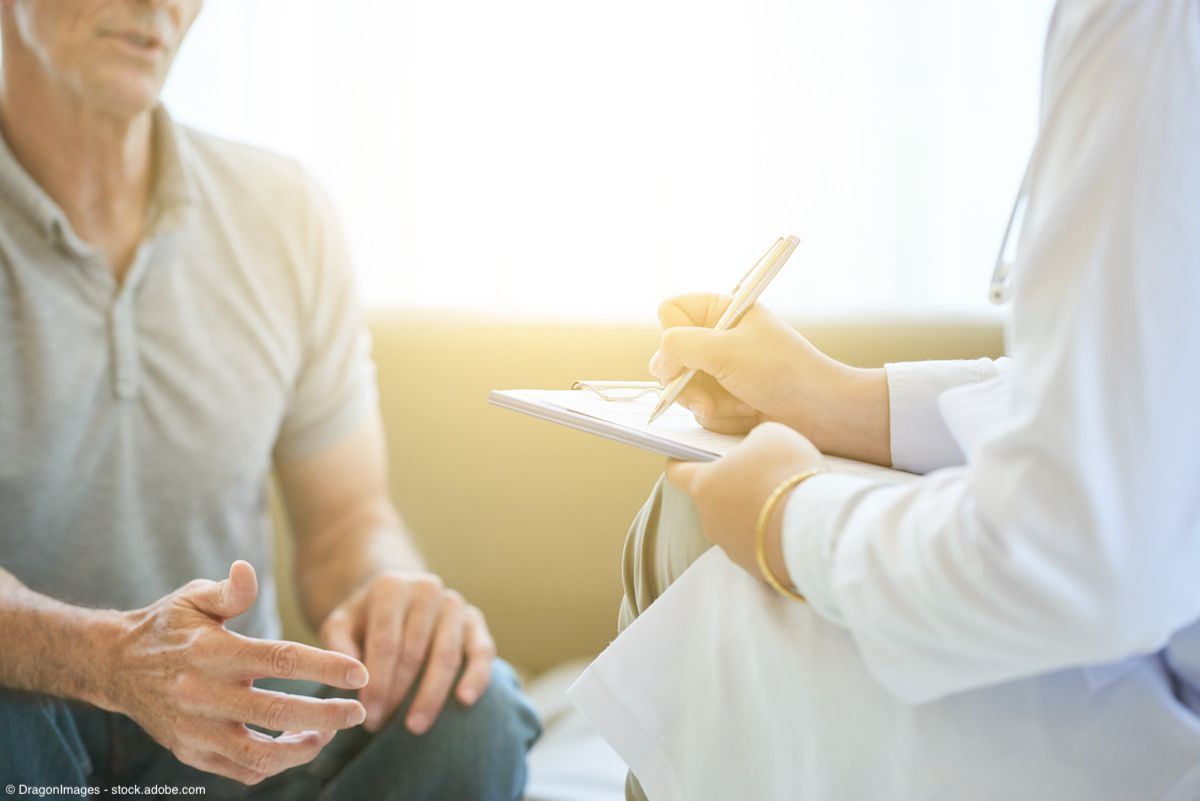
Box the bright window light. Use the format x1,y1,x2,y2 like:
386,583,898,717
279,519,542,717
163,0,1053,320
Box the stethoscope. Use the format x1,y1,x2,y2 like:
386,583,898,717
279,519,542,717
988,155,1033,305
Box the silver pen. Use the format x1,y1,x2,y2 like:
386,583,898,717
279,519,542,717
647,235,801,424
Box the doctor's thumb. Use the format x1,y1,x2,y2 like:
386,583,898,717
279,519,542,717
665,459,703,495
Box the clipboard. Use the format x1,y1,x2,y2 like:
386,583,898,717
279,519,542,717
489,382,898,478
489,381,737,462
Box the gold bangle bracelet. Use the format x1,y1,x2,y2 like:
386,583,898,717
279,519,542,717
755,468,826,602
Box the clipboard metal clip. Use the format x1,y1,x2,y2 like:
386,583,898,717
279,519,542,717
572,380,662,403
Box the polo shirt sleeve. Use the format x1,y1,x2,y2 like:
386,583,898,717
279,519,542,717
273,172,377,462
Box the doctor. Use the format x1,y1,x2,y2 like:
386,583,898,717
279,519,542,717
619,0,1200,798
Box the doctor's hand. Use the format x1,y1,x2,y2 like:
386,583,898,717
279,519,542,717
666,422,826,587
649,293,890,465
317,571,495,736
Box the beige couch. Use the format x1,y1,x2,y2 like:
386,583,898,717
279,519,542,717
274,310,1004,674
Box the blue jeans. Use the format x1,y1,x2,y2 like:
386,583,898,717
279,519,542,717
0,660,539,800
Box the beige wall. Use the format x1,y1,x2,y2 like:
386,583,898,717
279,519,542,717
275,310,1004,673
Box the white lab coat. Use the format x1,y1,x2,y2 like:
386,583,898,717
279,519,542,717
570,0,1200,797
783,0,1200,706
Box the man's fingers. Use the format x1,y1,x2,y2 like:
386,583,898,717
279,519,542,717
183,561,258,621
272,728,337,747
361,580,409,731
403,598,466,735
202,686,365,733
184,749,266,786
210,724,330,779
387,585,443,720
455,607,496,706
318,607,363,661
231,635,369,689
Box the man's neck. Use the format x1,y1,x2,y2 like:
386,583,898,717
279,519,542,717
0,52,154,283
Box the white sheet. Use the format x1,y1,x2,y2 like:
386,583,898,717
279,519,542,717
524,660,628,801
568,549,1200,801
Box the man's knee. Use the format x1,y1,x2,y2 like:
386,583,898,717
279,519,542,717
443,659,541,774
0,693,91,788
404,659,539,800
619,474,712,631
327,660,539,801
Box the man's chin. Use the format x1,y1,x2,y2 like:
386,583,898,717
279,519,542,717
84,72,167,120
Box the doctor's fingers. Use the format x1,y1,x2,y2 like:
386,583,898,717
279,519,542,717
647,373,753,424
657,293,733,329
665,458,706,496
654,327,739,384
675,374,757,419
693,412,761,435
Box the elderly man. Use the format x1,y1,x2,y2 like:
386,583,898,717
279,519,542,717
0,0,538,797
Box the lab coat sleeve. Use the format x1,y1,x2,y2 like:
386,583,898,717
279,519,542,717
885,358,1010,474
782,0,1200,703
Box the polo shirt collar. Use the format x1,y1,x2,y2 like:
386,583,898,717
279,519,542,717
148,104,199,236
0,109,68,243
0,103,199,248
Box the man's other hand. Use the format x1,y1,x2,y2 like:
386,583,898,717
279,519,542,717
108,561,369,785
317,572,495,735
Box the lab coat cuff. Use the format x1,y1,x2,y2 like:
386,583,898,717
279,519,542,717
780,471,878,628
885,360,993,474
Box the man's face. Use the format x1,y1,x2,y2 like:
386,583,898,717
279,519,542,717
3,0,203,117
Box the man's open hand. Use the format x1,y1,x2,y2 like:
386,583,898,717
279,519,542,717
317,572,495,735
108,561,369,786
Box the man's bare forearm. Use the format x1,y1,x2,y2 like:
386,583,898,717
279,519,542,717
294,506,426,631
0,566,122,707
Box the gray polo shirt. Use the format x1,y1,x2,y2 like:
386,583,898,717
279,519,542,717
0,107,376,639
